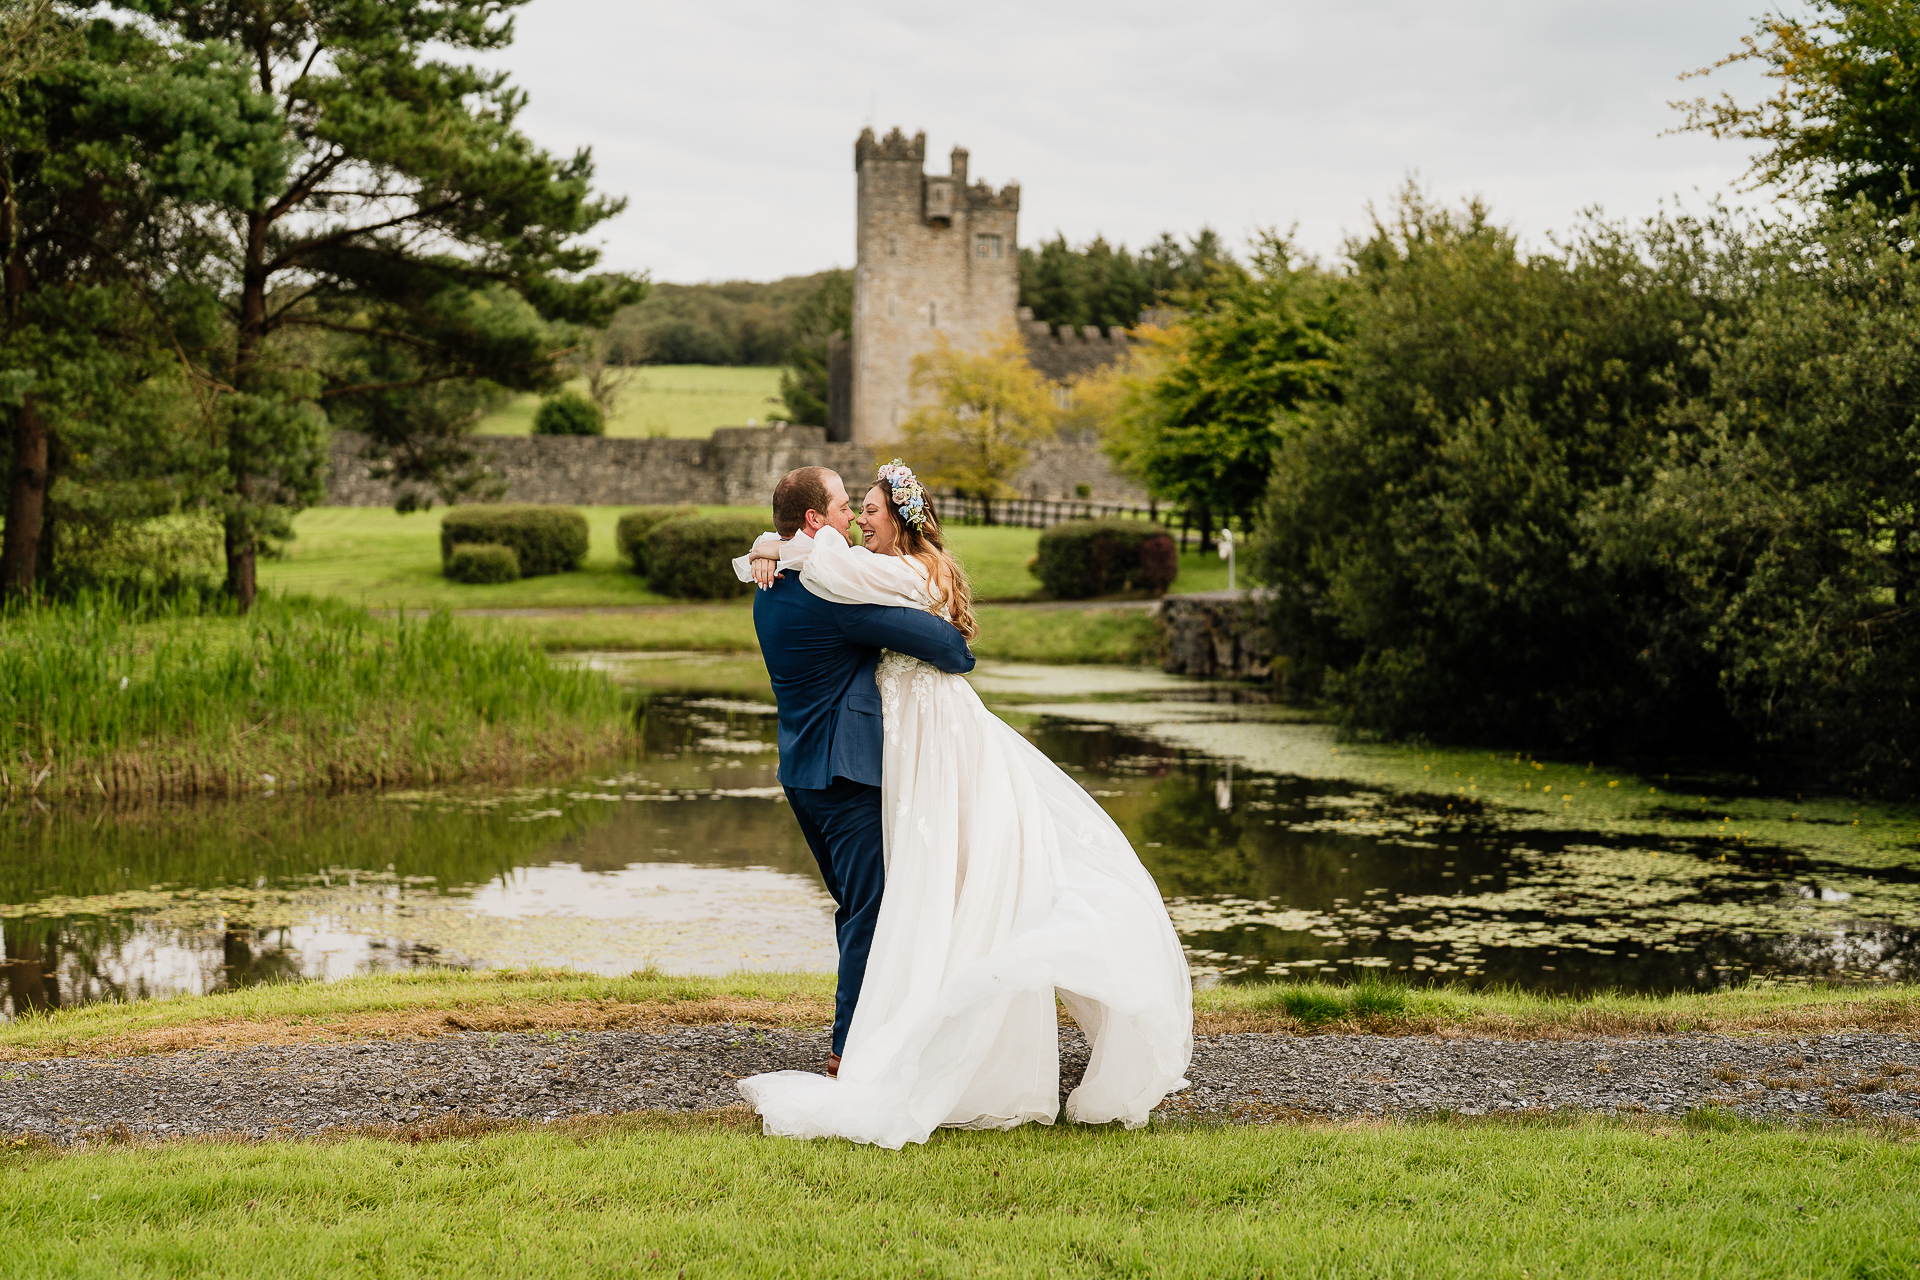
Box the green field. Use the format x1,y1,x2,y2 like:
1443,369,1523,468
261,506,1230,609
260,506,759,609
475,366,786,439
3,1112,1914,1278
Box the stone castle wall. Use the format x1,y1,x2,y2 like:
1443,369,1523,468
1019,309,1139,382
324,426,1146,508
850,129,1020,444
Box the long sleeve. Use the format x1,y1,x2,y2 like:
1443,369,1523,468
731,531,812,583
833,601,975,675
800,526,933,610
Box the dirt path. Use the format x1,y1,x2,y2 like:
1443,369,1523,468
4,1027,1913,1143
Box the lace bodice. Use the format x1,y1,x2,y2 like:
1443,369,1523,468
876,650,940,739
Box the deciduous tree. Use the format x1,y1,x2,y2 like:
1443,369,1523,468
1592,205,1920,776
1249,192,1736,749
1674,0,1920,207
1104,233,1345,548
899,329,1056,507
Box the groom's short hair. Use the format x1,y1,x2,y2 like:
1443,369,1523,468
773,466,835,538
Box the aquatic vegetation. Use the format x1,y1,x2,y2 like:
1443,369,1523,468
1020,700,1920,987
0,593,630,798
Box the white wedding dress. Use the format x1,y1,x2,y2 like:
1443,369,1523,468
734,527,1193,1148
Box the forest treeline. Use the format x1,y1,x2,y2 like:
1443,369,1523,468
1095,0,1920,781
603,274,839,367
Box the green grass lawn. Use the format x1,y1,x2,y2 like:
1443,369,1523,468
475,366,786,439
8,970,1914,1061
263,506,1227,610
260,506,770,609
4,1112,1915,1278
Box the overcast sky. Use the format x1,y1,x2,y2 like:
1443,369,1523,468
473,0,1792,283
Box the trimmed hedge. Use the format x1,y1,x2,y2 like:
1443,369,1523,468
445,542,521,584
533,390,604,436
647,515,768,600
1031,518,1179,599
439,506,588,577
615,505,701,578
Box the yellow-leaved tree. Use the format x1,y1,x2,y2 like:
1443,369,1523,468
899,328,1057,506
1055,321,1175,443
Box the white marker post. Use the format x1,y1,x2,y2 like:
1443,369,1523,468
1218,526,1235,592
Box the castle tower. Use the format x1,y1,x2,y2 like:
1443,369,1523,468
848,128,1020,445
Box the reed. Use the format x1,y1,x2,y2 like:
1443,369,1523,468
0,591,630,799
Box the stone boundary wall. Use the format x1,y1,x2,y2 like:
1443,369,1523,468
324,426,1145,508
1159,589,1277,680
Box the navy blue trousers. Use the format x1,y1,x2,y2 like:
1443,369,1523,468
784,777,886,1056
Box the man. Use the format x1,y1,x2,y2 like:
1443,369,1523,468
752,466,975,1076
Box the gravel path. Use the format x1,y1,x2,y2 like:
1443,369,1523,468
3,1027,1915,1143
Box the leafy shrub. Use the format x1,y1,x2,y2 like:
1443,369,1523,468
1031,518,1178,599
615,505,701,578
439,506,588,577
445,542,520,584
533,390,605,436
646,515,768,599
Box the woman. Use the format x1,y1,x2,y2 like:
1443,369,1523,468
732,461,1192,1149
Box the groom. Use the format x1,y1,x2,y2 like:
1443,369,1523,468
753,466,975,1075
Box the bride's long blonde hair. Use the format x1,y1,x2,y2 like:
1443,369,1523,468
872,477,976,641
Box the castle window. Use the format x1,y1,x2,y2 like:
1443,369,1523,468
888,234,898,257
975,234,1002,259
929,302,937,327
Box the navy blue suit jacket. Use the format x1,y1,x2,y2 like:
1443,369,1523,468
753,572,976,790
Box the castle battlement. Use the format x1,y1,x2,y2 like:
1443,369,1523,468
1018,308,1140,382
855,126,926,165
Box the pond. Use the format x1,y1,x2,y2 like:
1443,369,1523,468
4,657,1918,1018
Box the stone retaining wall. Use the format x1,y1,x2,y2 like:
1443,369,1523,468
1159,589,1276,680
324,427,1144,508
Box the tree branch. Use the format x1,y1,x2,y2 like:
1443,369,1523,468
264,195,472,273
265,151,348,223
281,314,440,350
285,39,323,114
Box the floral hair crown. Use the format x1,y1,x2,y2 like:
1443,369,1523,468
876,459,929,530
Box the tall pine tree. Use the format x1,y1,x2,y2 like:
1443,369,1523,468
1,5,286,595
116,0,642,608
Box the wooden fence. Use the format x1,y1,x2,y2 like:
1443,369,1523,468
938,491,1250,554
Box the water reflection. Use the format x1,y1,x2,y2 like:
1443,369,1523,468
4,671,1918,1018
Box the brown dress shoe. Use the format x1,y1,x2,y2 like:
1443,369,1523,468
826,1053,841,1078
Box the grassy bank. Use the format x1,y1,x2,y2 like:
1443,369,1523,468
8,970,1918,1061
0,595,629,800
2,1111,1915,1277
475,604,1162,666
264,505,1230,609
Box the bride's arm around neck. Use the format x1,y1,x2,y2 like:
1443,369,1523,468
801,525,936,610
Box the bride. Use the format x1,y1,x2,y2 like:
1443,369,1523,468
731,460,1192,1149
